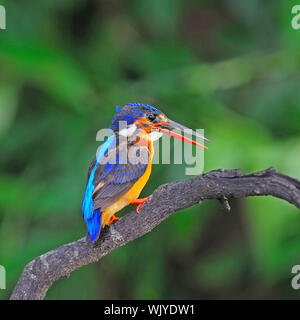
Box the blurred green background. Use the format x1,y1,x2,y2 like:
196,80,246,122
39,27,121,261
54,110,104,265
1,0,300,300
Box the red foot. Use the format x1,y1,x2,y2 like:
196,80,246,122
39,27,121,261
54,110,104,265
108,215,119,226
131,197,149,213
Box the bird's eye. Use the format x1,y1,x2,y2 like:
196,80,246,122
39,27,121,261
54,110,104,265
148,113,156,122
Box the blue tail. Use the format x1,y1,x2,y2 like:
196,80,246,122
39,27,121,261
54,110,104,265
86,209,102,242
83,135,116,242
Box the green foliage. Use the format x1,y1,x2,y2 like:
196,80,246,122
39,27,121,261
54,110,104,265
0,0,300,299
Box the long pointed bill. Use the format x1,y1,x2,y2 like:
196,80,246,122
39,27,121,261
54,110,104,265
160,128,208,149
154,119,210,150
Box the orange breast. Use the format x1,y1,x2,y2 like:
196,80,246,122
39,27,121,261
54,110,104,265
101,138,154,227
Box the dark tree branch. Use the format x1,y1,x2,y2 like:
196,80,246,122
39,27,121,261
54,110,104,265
10,167,300,300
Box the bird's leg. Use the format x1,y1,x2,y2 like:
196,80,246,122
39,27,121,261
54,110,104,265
131,197,149,213
108,215,119,226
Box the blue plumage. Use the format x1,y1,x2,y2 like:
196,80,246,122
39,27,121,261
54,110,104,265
110,103,159,131
82,134,116,242
127,103,159,113
82,102,208,243
82,103,159,242
87,209,101,242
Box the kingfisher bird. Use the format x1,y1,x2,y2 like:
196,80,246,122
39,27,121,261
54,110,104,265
82,103,209,242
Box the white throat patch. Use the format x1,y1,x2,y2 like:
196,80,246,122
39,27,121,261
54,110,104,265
119,124,137,137
149,131,163,141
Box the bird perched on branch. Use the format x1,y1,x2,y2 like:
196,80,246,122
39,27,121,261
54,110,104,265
82,103,209,242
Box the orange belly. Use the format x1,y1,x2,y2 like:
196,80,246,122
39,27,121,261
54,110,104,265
101,141,153,227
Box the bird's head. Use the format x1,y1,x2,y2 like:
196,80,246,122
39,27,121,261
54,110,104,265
110,103,209,149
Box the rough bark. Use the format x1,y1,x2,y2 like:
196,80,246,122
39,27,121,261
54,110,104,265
10,167,300,300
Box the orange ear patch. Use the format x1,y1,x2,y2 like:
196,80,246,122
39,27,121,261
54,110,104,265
134,118,152,133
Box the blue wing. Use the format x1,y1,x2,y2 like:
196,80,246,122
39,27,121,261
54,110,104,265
92,158,148,210
82,134,149,242
82,134,116,242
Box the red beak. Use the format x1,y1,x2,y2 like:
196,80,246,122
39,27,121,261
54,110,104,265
153,119,210,150
159,128,208,149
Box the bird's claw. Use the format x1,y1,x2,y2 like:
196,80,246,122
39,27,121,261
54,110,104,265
131,197,149,213
108,215,119,226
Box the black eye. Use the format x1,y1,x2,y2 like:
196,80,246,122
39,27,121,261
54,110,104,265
148,113,156,122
